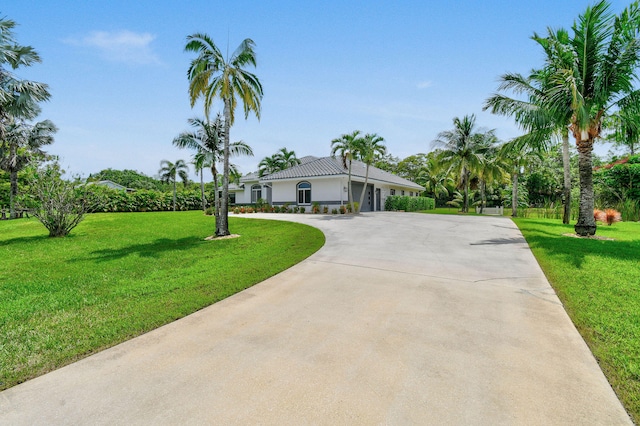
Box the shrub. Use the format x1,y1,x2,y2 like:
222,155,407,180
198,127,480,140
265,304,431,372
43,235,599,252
273,206,281,213
293,206,299,213
604,209,622,225
247,207,254,213
385,196,435,212
353,202,359,213
339,205,346,214
19,163,89,237
323,206,328,214
346,203,352,213
594,209,606,222
332,208,338,214
299,206,305,213
205,207,215,215
312,201,320,214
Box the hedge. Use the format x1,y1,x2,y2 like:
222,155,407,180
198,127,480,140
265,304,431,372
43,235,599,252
385,195,435,212
84,186,206,212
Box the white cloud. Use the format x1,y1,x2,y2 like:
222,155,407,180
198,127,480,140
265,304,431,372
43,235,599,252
417,80,433,89
64,30,160,65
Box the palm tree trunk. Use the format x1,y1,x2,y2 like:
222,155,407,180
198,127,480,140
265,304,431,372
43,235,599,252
200,169,205,211
172,180,177,211
480,180,486,214
211,165,219,227
217,99,231,236
347,159,353,207
358,165,370,213
575,138,597,236
462,169,469,213
9,169,18,219
511,171,518,217
562,129,571,224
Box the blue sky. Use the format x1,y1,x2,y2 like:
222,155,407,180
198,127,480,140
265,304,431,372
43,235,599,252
4,0,629,180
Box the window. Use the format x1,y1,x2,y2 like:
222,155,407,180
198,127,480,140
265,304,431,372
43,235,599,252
297,181,311,204
410,191,413,196
251,184,262,203
401,190,405,196
390,189,396,196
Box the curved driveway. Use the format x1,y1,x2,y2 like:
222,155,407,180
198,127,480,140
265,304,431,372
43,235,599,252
0,212,631,424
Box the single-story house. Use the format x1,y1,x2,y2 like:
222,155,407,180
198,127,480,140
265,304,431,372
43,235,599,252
231,156,424,212
85,180,135,192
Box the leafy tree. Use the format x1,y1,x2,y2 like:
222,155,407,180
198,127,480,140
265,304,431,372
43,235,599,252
0,119,56,218
373,153,400,173
536,1,640,236
158,159,189,211
396,154,428,182
186,34,263,236
331,130,363,207
173,115,253,219
432,115,496,213
19,162,89,237
356,133,386,212
604,105,640,156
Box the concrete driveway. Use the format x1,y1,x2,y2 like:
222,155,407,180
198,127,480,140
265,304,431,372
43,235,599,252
0,212,631,425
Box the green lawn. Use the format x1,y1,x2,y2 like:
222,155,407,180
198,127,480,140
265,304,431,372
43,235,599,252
513,218,640,423
0,211,325,390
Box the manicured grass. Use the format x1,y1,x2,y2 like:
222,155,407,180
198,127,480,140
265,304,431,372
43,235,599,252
512,217,640,423
0,212,324,390
419,207,483,216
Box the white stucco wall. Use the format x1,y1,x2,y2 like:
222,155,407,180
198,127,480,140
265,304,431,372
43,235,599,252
271,177,346,208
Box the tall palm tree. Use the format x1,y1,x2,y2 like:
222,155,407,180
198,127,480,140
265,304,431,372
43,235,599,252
540,1,640,235
173,115,253,219
0,118,56,218
331,130,363,207
0,17,50,140
158,159,189,211
356,133,386,212
484,24,578,224
186,34,262,236
432,115,494,213
192,152,209,211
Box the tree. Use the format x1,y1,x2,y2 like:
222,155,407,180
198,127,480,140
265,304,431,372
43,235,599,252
356,133,386,212
418,153,452,201
0,119,56,218
331,130,363,207
19,162,89,237
605,105,640,156
539,1,640,236
186,34,262,236
396,154,429,182
0,17,50,141
432,115,495,213
258,147,300,177
484,27,575,224
173,115,253,219
158,159,189,211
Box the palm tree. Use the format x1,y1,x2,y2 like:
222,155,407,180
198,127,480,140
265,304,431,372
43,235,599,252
605,105,640,156
539,1,640,235
484,26,576,224
158,159,189,211
173,115,253,219
276,147,301,168
331,130,363,207
356,133,386,212
0,17,50,140
192,153,209,211
417,153,452,202
432,115,494,213
258,154,282,177
258,147,300,177
186,34,262,237
0,119,56,218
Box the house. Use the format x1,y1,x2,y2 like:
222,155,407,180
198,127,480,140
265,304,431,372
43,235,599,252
231,156,424,212
85,180,135,192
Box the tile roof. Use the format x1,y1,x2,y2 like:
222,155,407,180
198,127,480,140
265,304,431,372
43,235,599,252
261,156,423,190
